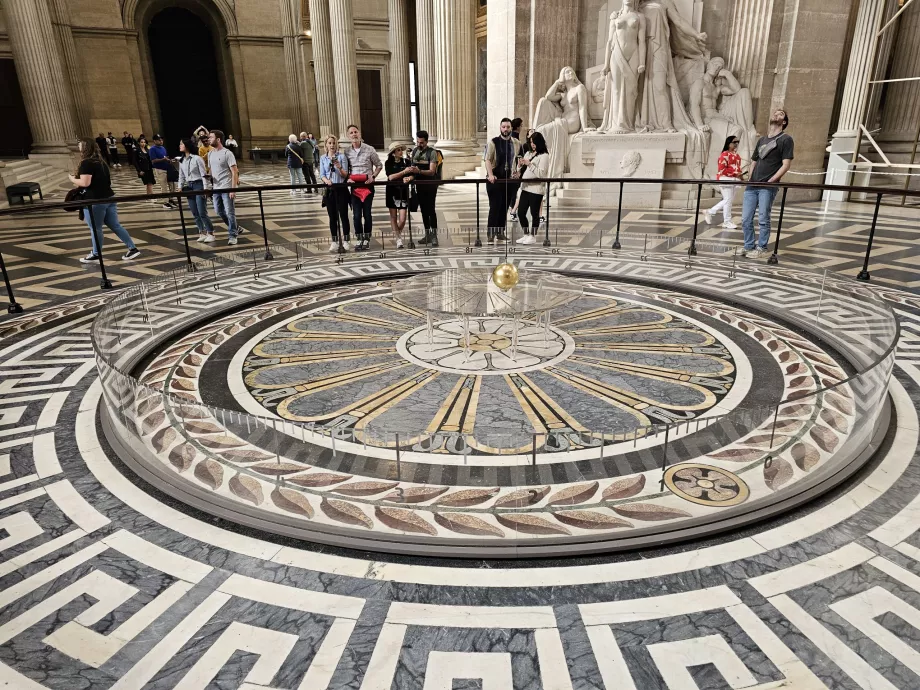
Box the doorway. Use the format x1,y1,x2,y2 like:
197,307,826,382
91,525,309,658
0,59,32,158
357,70,385,148
147,7,226,151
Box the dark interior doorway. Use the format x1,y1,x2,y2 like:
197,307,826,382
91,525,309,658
0,59,32,158
357,70,385,149
148,7,225,153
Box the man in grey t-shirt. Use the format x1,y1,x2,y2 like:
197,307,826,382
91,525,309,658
207,130,241,244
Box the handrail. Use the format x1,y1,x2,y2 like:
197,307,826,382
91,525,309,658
0,174,918,217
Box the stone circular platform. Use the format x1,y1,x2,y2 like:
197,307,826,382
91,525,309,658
94,248,897,556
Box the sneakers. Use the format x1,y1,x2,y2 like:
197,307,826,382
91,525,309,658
539,216,546,225
196,233,205,242
122,248,141,261
509,211,518,222
396,238,404,249
431,236,439,248
202,234,215,244
236,227,246,236
704,210,714,225
522,234,537,245
743,247,765,259
418,234,433,246
161,203,172,209
328,241,339,252
495,232,509,241
723,221,737,229
342,240,351,251
228,237,238,245
79,254,100,263
515,234,528,244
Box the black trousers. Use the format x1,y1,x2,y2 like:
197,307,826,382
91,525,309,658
351,187,375,240
303,164,317,190
418,186,438,233
108,149,120,165
326,187,351,241
486,179,514,238
518,190,543,233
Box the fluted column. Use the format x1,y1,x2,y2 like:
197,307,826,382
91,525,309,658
308,0,339,137
48,0,87,137
834,0,885,138
387,0,411,143
432,0,478,176
880,0,920,142
4,0,72,155
328,0,360,139
280,0,309,133
415,0,437,137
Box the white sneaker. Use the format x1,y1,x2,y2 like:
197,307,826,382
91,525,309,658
342,241,351,251
723,221,737,229
396,238,404,249
328,241,339,252
202,234,215,244
523,235,537,245
290,190,297,197
515,234,528,244
746,248,763,259
196,233,206,242
228,237,238,245
704,210,713,225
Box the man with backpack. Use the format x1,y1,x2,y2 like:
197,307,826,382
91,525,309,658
408,130,441,246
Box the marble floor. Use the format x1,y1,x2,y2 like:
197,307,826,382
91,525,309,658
0,168,919,688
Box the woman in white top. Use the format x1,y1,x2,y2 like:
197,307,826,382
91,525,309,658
178,138,216,243
515,131,549,245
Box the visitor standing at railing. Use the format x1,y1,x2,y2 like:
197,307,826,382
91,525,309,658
516,131,549,245
207,130,241,245
705,136,742,229
320,134,352,252
178,138,216,244
285,134,307,196
385,142,413,249
485,117,522,243
69,138,140,264
409,130,440,247
299,132,318,193
741,109,793,259
345,125,383,252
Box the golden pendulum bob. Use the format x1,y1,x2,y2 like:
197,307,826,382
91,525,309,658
492,262,519,290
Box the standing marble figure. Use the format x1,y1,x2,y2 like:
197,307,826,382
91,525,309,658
600,0,646,134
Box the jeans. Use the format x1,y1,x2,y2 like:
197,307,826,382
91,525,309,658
741,185,779,250
326,186,351,241
212,192,238,238
417,186,438,233
351,187,375,240
288,167,306,187
486,179,514,238
84,202,135,255
185,180,214,234
518,190,543,233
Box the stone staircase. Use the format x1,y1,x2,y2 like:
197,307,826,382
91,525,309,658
0,158,73,206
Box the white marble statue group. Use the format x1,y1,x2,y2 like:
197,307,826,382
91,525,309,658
531,0,758,181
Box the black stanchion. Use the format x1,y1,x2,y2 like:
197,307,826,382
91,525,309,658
407,196,415,250
543,180,551,247
767,186,788,265
857,192,883,281
257,190,273,260
88,203,113,290
177,191,193,269
475,181,482,247
613,181,623,249
0,251,23,314
689,182,702,256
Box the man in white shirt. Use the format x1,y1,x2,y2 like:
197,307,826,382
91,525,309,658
344,124,382,251
207,130,242,245
105,133,121,167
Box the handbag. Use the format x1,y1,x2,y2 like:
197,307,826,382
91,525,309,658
64,186,85,213
321,187,329,208
409,186,420,212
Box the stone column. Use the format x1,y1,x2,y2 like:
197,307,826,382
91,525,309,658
328,0,361,139
825,0,886,194
415,0,437,137
3,0,72,160
387,0,412,143
308,0,339,137
433,0,479,177
880,0,920,143
771,0,852,199
48,0,87,137
280,0,309,133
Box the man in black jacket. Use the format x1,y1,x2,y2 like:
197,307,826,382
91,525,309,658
484,118,522,243
121,132,137,168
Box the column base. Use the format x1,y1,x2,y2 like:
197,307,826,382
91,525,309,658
436,140,481,179
28,151,77,173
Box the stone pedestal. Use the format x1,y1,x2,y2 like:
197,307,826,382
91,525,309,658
591,148,667,209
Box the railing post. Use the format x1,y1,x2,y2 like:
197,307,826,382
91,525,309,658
475,181,482,247
257,189,273,260
0,251,23,314
658,424,671,490
88,202,114,290
689,182,701,256
857,192,883,281
613,181,623,249
767,186,788,265
177,190,193,269
407,195,415,249
543,180,551,247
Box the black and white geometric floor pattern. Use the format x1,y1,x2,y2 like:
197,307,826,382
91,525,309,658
1,260,920,687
